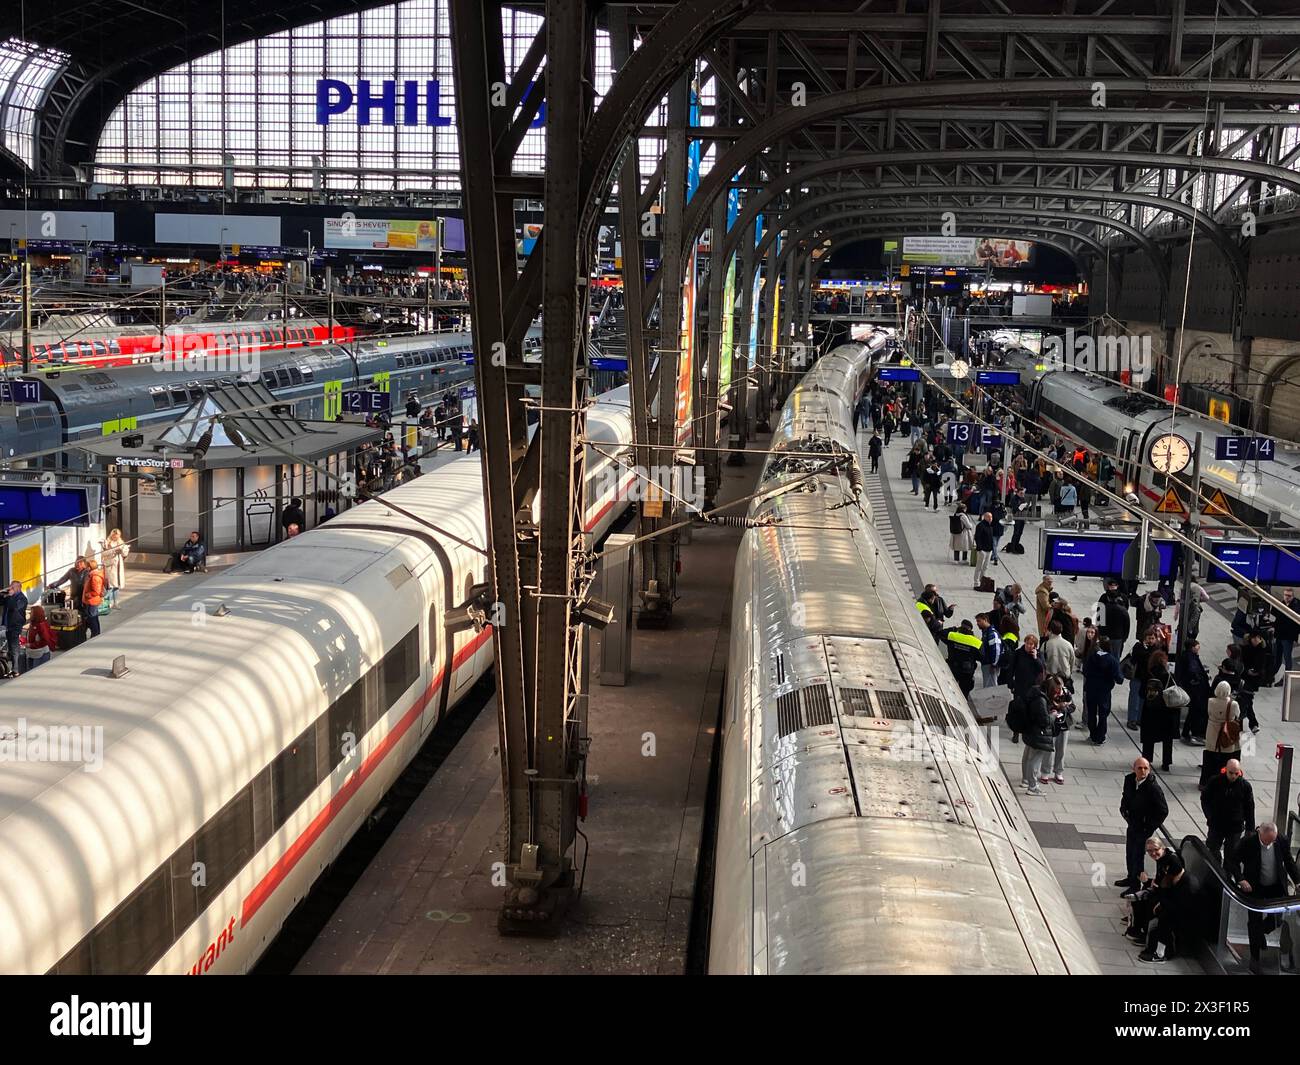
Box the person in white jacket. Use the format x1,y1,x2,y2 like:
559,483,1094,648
100,529,130,608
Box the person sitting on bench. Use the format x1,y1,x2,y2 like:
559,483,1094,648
165,531,207,574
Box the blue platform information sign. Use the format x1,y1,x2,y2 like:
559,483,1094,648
1215,436,1274,461
975,369,1021,387
1207,540,1300,584
877,366,920,382
981,427,1003,450
342,389,391,413
1042,530,1176,579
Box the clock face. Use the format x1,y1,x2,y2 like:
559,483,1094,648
1150,433,1193,475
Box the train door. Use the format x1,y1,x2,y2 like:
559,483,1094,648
1118,429,1136,491
450,570,478,702
422,576,446,738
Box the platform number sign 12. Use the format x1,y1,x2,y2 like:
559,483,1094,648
1214,436,1275,462
342,389,390,414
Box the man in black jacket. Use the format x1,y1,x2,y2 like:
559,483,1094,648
1235,823,1300,973
1082,636,1124,745
1272,588,1300,682
0,580,27,678
281,497,306,536
1118,757,1169,895
1201,759,1255,870
1096,578,1131,668
1177,638,1212,745
867,431,882,473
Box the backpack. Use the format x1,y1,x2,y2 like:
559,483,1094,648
949,514,964,535
1005,695,1027,733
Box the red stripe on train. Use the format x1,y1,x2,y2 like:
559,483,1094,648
239,624,494,928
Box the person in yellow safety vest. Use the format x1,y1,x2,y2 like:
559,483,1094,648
944,620,982,700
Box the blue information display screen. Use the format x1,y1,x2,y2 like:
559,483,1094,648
1207,541,1300,584
0,484,94,527
590,357,628,372
975,369,1021,387
1043,532,1175,579
877,366,920,382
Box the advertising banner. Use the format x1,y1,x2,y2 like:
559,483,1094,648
324,217,440,250
901,235,1033,267
718,255,736,399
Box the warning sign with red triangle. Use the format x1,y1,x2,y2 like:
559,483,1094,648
1154,485,1188,515
1201,488,1234,517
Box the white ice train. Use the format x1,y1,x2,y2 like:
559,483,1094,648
709,340,1099,974
988,344,1300,530
0,387,633,975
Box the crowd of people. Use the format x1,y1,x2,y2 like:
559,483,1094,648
864,374,1299,970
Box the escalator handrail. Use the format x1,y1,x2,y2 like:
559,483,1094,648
1176,833,1300,914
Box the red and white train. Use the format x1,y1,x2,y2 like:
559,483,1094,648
0,319,356,370
0,386,633,974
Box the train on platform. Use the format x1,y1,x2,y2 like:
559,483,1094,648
0,383,633,975
926,340,1300,531
0,327,542,463
0,318,357,371
708,331,1099,974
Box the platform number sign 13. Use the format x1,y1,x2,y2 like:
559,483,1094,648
947,421,975,445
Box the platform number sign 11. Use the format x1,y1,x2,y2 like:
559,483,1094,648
1215,436,1275,462
0,380,41,404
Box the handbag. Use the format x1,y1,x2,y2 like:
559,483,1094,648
1219,711,1243,749
1162,679,1190,708
1120,654,1134,680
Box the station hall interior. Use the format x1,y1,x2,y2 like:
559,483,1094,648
3,0,1300,984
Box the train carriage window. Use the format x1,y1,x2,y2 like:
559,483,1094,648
396,355,408,368
381,626,420,711
300,366,314,382
262,371,277,390
328,682,366,771
108,340,121,354
153,391,171,410
188,387,204,401
168,837,200,934
91,868,173,975
288,367,303,385
170,388,189,405
191,784,255,910
275,370,292,388
270,724,319,830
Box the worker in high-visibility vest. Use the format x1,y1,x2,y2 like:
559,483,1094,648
944,620,982,699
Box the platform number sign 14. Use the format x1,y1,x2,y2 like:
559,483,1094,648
1215,436,1275,462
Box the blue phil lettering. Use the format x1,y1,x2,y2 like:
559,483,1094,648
316,78,545,128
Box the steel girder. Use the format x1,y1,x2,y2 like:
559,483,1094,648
723,182,1247,296
755,203,1167,292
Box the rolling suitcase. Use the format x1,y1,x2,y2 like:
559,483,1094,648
54,622,86,650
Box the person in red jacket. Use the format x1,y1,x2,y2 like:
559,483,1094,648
22,604,58,672
82,558,106,639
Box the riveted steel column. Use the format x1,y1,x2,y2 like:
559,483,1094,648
728,176,754,464
448,0,534,922
700,181,729,507
640,73,690,627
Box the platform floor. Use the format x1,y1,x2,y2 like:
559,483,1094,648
867,429,1300,975
293,442,764,974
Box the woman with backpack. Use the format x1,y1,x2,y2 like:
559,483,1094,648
1018,681,1056,795
1202,681,1243,790
949,502,975,563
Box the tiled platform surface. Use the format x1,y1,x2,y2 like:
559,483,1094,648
866,428,1300,975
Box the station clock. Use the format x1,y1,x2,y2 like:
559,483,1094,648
1149,433,1193,475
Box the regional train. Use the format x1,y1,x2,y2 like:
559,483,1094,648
0,385,633,975
708,334,1099,974
0,317,356,371
0,327,542,462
